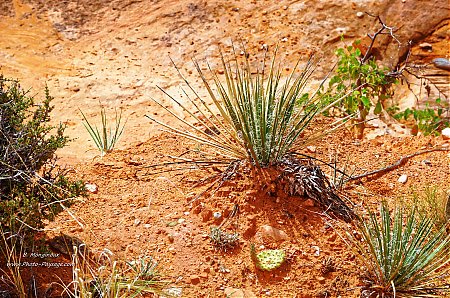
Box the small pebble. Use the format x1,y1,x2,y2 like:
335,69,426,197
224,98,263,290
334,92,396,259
312,245,320,256
213,212,222,219
398,174,408,184
356,11,364,18
419,42,432,50
422,159,431,166
304,199,315,207
189,275,200,284
442,127,450,139
165,287,183,297
85,183,98,194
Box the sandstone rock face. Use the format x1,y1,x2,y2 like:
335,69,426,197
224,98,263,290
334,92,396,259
377,0,450,68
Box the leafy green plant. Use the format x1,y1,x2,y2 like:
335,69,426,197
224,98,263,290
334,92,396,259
147,47,355,221
64,248,169,297
80,107,126,156
347,202,450,297
0,76,85,238
323,40,397,138
393,98,450,136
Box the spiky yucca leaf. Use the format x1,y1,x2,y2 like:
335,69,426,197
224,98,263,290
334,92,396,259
80,107,126,156
146,47,348,168
348,203,450,297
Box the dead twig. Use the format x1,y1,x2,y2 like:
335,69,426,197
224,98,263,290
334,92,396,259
346,147,450,182
362,12,400,63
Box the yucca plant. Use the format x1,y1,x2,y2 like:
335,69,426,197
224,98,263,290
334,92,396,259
80,107,126,156
347,202,450,297
147,46,355,221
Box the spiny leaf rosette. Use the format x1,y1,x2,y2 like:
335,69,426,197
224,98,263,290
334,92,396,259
347,203,450,297
147,47,355,222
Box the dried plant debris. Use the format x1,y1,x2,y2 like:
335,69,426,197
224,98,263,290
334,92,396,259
320,257,336,275
278,155,355,222
209,226,240,251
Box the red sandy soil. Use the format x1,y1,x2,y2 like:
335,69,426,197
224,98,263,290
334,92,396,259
0,0,449,297
42,127,450,298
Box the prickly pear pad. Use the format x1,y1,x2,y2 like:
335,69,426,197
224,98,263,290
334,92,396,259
251,244,286,271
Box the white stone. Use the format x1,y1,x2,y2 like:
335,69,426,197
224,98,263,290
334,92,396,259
85,183,98,194
356,11,364,18
419,42,432,49
312,245,320,256
398,174,408,184
442,127,450,140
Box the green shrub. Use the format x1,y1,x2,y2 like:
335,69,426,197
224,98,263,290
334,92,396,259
0,76,85,237
323,40,397,138
392,98,450,136
347,202,450,297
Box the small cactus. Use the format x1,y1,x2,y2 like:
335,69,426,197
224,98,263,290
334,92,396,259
251,244,286,271
209,226,239,251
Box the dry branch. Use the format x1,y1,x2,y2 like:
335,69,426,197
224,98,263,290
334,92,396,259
346,147,450,182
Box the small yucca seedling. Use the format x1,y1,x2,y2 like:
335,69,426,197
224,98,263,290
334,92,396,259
80,107,126,156
347,202,450,297
147,45,355,221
